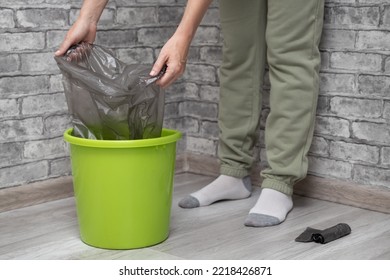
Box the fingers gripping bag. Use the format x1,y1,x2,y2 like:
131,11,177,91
55,43,166,140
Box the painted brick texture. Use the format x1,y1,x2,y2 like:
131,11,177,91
312,0,390,188
0,0,389,191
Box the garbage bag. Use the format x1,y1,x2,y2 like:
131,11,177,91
55,43,166,140
295,223,351,244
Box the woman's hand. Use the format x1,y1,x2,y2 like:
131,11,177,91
150,0,213,89
54,0,108,57
150,34,190,89
55,18,97,59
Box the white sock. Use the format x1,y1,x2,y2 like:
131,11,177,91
244,188,293,227
178,175,252,208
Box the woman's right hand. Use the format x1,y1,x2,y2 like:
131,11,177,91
54,18,97,58
54,0,108,58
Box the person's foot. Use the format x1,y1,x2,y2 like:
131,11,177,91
244,188,293,227
178,175,252,208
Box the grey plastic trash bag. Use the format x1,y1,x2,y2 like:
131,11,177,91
55,43,165,140
295,223,351,244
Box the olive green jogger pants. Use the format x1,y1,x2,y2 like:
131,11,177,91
218,0,325,196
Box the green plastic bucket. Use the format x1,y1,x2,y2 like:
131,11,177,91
64,128,181,249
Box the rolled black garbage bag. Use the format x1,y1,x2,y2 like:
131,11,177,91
295,223,351,244
295,227,320,243
55,43,166,140
312,223,351,244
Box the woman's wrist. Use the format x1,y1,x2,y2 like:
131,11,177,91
78,7,101,26
173,28,194,48
78,0,108,25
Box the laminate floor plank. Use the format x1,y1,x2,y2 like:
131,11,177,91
0,173,388,260
0,198,77,248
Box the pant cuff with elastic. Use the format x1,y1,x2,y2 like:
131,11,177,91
220,165,250,178
261,178,294,196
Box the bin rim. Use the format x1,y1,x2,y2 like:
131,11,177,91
64,128,181,148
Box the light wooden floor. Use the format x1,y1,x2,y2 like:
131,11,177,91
0,173,389,260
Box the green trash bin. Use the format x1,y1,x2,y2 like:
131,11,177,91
64,128,182,249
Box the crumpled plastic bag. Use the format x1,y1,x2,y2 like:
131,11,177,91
55,43,166,140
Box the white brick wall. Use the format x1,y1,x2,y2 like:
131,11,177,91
0,0,389,190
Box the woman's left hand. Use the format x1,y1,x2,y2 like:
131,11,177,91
150,33,190,89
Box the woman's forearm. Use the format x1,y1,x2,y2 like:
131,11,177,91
150,0,213,87
78,0,109,25
174,0,213,44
